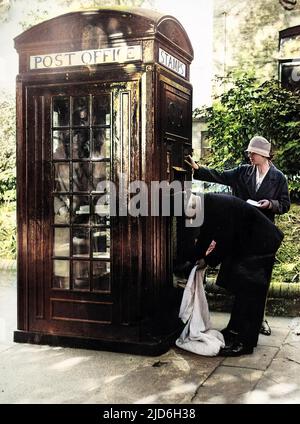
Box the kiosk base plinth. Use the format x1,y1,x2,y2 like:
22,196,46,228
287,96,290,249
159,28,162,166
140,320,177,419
13,327,182,356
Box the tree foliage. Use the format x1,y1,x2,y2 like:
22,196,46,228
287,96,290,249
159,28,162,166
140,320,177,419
0,201,16,259
60,0,150,8
0,90,16,202
1,0,153,29
213,0,300,91
6,0,153,30
193,75,300,199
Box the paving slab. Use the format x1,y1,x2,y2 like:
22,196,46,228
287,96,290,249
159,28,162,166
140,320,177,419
282,319,300,346
247,357,300,404
266,316,294,329
0,343,12,353
0,343,223,404
96,348,223,404
0,284,17,344
222,345,278,371
192,365,263,404
276,340,300,365
258,327,289,348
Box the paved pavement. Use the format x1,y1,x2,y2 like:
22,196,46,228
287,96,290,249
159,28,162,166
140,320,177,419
1,270,300,404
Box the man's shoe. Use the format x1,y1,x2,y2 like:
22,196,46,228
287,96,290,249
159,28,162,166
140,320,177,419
221,328,239,346
260,320,271,336
219,342,254,357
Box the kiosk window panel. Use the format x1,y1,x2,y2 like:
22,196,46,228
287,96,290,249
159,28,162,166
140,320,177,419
72,195,90,225
54,163,70,192
54,195,70,225
92,195,110,224
52,130,70,160
53,96,70,127
92,228,110,259
72,162,90,192
72,227,90,258
73,260,90,291
92,95,111,125
54,228,70,257
53,260,70,290
91,193,110,226
92,162,110,192
92,129,111,159
92,261,111,292
73,96,89,126
72,129,90,159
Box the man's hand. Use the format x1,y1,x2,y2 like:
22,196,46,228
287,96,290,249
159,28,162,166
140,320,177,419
184,155,199,170
206,240,216,256
258,199,272,209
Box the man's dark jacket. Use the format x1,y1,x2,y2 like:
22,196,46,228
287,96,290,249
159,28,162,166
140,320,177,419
191,193,284,295
193,164,290,222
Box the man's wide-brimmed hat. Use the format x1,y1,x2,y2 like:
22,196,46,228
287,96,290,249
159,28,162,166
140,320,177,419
245,136,271,158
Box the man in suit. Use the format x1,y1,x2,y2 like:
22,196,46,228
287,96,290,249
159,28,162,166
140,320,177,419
180,192,284,356
185,136,290,336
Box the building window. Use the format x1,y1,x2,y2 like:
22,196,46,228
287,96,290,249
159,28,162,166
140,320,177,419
279,27,300,90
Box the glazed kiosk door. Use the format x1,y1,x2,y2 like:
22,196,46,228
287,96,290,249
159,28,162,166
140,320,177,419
23,81,138,343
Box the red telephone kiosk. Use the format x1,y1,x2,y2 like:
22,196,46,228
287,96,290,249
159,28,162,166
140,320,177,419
14,8,194,355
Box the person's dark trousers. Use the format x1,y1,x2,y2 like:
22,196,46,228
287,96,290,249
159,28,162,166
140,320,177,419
223,254,276,347
226,288,268,348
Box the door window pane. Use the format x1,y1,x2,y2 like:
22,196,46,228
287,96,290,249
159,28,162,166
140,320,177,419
54,228,70,257
93,262,110,292
54,195,70,224
73,96,89,126
92,195,110,224
72,129,90,159
53,260,70,289
73,227,90,257
53,97,70,127
53,130,70,159
72,195,90,224
92,228,110,259
54,163,69,192
92,95,110,125
73,261,90,290
92,196,110,226
73,162,90,192
92,162,110,191
92,129,110,159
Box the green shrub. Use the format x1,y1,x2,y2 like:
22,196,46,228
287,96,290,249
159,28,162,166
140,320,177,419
273,203,300,283
0,202,16,260
0,91,16,202
194,75,300,200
